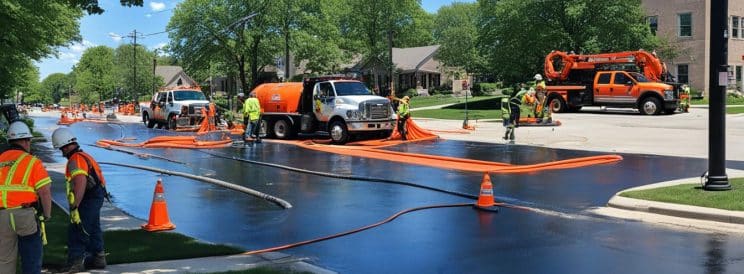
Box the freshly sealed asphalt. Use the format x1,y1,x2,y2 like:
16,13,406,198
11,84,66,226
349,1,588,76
34,117,744,274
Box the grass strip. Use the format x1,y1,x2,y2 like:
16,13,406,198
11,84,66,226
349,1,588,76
727,106,744,114
620,178,744,211
41,203,243,270
410,95,497,108
411,108,503,120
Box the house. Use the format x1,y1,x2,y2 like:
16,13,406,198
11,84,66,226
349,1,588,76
155,66,198,88
641,0,744,94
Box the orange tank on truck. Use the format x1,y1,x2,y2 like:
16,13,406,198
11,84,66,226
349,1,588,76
541,50,681,115
251,77,396,144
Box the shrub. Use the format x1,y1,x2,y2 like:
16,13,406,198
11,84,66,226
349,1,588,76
473,83,499,96
403,88,418,98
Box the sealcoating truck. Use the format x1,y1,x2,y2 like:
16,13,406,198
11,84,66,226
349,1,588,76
251,76,396,144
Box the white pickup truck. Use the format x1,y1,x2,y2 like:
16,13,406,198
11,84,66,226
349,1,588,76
140,88,210,130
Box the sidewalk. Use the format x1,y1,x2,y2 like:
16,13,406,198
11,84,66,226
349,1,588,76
591,168,744,234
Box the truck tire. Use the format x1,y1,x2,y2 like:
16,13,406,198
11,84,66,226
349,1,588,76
639,97,661,115
143,112,155,128
549,97,567,113
272,119,294,139
329,120,349,144
167,113,177,130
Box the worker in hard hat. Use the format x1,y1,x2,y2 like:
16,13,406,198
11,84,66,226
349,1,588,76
679,84,691,112
396,96,411,140
533,74,551,123
500,90,515,140
52,128,109,272
241,92,262,144
0,121,53,274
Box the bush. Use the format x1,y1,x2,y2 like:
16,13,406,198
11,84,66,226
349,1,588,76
473,83,499,96
430,84,453,95
403,88,418,98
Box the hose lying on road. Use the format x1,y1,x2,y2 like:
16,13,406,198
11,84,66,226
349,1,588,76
198,149,479,200
242,201,533,255
98,161,292,209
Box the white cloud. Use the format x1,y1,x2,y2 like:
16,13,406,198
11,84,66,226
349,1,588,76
145,14,152,18
151,42,168,51
69,40,96,53
58,52,79,64
108,32,123,42
150,2,166,11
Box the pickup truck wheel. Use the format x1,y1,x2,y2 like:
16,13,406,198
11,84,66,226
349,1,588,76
639,97,661,115
329,120,349,144
143,113,155,128
273,119,293,139
549,97,566,113
167,114,177,130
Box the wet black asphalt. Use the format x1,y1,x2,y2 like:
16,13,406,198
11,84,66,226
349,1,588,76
33,117,744,274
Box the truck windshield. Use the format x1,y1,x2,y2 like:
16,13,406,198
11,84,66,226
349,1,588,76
173,90,207,101
629,72,650,83
334,82,372,96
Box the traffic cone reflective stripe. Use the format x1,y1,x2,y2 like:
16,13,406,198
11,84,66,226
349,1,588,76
476,173,496,207
142,179,175,232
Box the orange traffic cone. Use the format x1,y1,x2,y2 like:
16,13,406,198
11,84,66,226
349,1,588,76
474,173,498,211
142,179,176,232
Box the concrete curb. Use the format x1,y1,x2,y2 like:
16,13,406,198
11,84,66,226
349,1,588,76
607,195,744,225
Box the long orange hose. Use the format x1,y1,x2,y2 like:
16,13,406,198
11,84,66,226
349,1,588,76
97,135,233,149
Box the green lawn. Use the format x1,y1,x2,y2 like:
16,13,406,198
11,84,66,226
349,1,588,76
40,204,243,272
620,178,744,211
409,95,497,109
411,96,504,120
691,96,744,105
728,106,744,114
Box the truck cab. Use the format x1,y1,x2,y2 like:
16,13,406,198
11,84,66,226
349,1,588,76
592,71,677,115
141,88,210,129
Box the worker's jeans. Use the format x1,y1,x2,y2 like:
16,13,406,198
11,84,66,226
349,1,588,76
67,186,104,265
0,208,41,274
245,119,261,141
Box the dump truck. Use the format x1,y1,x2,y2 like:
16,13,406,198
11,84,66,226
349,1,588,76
141,86,210,130
543,50,680,115
251,76,396,144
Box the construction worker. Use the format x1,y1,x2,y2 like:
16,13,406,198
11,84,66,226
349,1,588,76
396,96,411,140
502,86,524,141
500,90,514,140
0,121,52,274
533,74,551,123
241,92,262,143
679,84,691,112
51,128,107,272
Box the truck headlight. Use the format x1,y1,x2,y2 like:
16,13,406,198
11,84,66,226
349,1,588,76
664,90,674,100
346,110,360,119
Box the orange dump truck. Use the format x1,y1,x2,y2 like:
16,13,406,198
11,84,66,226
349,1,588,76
251,76,396,144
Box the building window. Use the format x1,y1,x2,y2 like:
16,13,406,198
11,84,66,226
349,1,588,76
647,16,658,35
677,64,689,84
733,16,740,38
679,13,692,37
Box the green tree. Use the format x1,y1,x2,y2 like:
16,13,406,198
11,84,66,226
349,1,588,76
74,46,116,103
342,0,432,92
113,44,163,101
433,2,483,74
168,0,280,94
478,0,658,84
292,0,350,75
39,73,71,104
17,65,41,104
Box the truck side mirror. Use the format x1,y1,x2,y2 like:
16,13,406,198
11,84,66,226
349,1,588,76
626,81,633,85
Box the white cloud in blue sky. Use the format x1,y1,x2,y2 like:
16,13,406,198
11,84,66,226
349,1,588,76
108,32,123,42
149,2,166,12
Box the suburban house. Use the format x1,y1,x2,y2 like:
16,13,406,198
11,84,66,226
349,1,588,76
642,0,744,94
155,66,198,88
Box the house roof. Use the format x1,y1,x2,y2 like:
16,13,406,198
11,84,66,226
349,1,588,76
392,45,440,73
155,66,197,87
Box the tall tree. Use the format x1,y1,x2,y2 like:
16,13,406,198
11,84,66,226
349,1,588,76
113,44,162,101
343,0,431,92
74,46,116,103
433,2,483,74
292,0,350,75
168,0,280,94
478,0,658,84
39,73,71,104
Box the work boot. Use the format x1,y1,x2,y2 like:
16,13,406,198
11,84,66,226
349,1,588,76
67,258,85,273
90,252,106,269
510,131,515,141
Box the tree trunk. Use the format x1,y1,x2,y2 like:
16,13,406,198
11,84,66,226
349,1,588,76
250,37,262,89
285,31,290,81
238,55,248,96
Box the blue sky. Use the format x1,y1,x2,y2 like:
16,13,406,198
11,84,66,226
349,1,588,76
35,0,474,80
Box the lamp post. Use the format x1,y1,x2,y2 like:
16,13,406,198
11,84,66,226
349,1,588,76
705,0,731,190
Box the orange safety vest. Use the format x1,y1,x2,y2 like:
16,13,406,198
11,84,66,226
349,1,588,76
65,151,106,189
0,149,52,209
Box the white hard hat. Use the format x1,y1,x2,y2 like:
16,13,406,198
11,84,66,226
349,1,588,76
7,121,32,141
237,93,245,97
51,127,77,149
534,74,543,81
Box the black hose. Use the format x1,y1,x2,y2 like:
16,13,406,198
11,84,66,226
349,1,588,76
198,149,479,200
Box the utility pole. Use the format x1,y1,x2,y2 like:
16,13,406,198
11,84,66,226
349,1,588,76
705,0,731,190
133,29,138,102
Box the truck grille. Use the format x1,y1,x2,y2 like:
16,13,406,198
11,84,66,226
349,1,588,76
188,104,208,116
362,100,391,119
